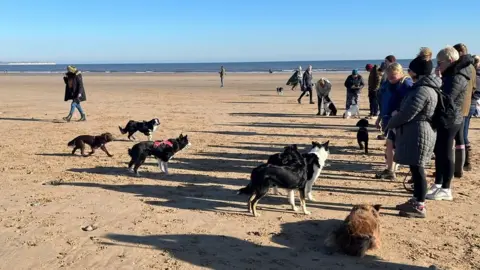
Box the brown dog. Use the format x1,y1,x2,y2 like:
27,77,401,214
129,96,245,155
324,204,381,257
67,132,114,157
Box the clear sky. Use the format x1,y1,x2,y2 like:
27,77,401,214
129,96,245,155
0,0,478,63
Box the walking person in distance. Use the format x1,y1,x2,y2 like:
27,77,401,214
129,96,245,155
63,65,87,122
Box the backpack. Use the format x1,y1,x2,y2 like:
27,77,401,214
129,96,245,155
430,88,456,130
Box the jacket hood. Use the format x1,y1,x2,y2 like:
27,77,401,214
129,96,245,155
415,74,442,90
443,55,473,80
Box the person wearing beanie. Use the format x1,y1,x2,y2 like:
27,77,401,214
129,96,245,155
63,65,87,122
374,63,413,181
425,46,472,202
344,69,364,112
297,65,314,104
367,64,382,118
388,53,439,218
365,64,373,72
453,43,477,173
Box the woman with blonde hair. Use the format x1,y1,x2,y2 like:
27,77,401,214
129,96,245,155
374,63,413,180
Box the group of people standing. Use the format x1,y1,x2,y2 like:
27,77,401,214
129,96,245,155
371,45,479,218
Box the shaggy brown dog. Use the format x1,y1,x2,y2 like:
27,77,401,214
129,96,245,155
67,132,114,157
324,204,381,257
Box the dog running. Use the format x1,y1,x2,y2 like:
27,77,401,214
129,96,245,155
67,132,114,157
356,119,369,154
276,87,284,95
127,133,191,176
118,118,160,141
324,204,381,257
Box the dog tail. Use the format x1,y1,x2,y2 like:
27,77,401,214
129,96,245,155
344,234,375,257
67,139,75,147
237,183,253,195
119,126,127,134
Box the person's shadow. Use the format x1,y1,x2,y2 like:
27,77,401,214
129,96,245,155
102,219,432,270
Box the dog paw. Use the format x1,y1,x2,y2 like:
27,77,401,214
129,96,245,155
303,211,312,215
292,206,299,212
253,213,261,217
307,197,316,202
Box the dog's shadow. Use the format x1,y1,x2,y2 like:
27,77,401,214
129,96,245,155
36,153,77,157
100,219,430,269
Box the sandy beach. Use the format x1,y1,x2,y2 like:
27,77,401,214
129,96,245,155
0,72,479,270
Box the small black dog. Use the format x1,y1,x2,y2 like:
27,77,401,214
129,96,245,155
356,119,369,154
238,145,309,217
67,132,114,157
276,87,284,95
119,118,160,141
127,133,191,175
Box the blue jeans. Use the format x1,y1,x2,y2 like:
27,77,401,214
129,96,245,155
69,101,85,116
464,103,476,145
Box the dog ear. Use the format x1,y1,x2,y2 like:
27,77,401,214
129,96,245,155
322,141,330,150
373,204,382,212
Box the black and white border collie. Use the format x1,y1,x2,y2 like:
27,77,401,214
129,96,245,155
119,118,160,141
271,141,329,205
127,134,190,176
276,87,284,95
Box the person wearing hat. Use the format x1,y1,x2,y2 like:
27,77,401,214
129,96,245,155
367,64,382,118
344,69,364,110
387,50,439,218
63,65,87,122
425,46,472,202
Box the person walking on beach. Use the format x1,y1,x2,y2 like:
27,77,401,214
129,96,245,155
453,43,476,174
219,66,226,87
344,69,364,110
286,66,302,91
426,46,472,201
297,65,314,104
389,52,438,218
63,66,87,122
367,64,382,118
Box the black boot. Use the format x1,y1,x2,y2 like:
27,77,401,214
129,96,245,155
464,145,472,171
454,148,465,178
79,113,87,121
63,114,72,122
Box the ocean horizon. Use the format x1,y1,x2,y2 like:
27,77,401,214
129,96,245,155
0,59,414,74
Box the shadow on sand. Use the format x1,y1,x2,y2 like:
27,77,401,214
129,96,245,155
101,219,431,270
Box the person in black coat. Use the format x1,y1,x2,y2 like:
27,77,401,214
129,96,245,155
344,69,365,110
63,65,87,122
297,65,314,104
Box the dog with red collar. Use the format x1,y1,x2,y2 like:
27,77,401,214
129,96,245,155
127,134,191,176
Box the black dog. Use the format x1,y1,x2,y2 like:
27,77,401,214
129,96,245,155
356,119,369,154
238,145,309,217
119,118,160,141
127,134,190,176
67,132,114,157
276,87,284,95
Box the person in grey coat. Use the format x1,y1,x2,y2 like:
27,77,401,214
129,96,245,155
387,54,438,218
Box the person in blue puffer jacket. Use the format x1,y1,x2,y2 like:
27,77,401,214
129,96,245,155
374,63,413,180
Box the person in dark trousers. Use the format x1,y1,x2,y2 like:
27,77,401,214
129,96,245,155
63,66,87,122
344,69,364,110
426,46,472,201
453,44,477,174
367,64,382,118
389,52,439,218
219,66,226,87
297,65,314,104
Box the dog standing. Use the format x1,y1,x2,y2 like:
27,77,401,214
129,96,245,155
118,118,160,141
356,119,369,154
127,134,190,175
324,204,381,257
276,87,284,95
67,132,114,157
238,145,310,216
343,100,360,119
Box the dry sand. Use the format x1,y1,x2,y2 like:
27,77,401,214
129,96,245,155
0,72,479,270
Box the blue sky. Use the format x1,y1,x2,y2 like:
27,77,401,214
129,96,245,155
0,0,478,63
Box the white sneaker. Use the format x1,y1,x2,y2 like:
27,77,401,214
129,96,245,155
426,184,441,196
426,188,453,201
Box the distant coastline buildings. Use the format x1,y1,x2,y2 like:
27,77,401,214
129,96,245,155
0,62,56,65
